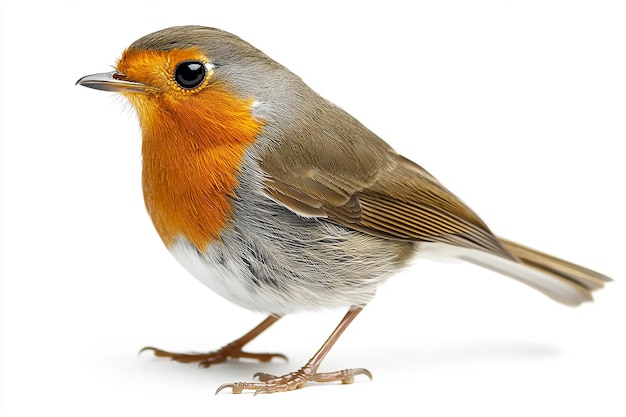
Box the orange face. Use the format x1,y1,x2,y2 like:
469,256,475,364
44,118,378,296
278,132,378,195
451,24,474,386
115,48,265,251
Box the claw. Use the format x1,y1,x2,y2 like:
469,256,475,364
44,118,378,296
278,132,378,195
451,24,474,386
253,372,277,382
215,382,240,395
138,346,158,356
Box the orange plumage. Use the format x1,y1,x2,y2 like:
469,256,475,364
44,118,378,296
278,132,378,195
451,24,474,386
116,48,264,250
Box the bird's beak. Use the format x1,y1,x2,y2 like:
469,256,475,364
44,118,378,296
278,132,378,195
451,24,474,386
76,71,151,93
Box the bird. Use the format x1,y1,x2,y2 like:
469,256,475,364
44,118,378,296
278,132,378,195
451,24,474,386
76,25,611,395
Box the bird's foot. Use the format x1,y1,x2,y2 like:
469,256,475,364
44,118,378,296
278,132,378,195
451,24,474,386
215,365,372,394
139,343,287,368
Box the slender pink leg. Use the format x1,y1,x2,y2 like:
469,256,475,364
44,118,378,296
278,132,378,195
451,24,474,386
216,307,372,394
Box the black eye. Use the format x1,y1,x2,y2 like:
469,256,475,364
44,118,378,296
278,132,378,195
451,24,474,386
174,61,207,89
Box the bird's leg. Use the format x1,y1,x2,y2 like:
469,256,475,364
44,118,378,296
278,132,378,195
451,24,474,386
140,314,286,368
216,307,371,394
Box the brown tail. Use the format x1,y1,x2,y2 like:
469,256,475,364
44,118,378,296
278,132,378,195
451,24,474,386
459,238,612,306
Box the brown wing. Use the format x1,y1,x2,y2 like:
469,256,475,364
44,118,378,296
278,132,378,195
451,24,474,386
259,121,512,260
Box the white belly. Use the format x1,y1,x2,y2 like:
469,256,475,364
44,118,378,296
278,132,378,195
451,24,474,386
168,224,413,314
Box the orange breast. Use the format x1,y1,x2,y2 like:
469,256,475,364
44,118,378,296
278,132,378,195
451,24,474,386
131,85,264,251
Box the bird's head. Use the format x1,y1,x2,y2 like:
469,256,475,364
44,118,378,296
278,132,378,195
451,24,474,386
76,26,301,249
77,26,301,146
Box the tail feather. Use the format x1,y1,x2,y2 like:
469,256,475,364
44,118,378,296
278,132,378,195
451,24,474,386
458,238,612,306
499,238,611,290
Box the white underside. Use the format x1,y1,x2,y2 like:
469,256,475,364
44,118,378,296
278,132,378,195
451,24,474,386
168,238,280,312
167,234,395,314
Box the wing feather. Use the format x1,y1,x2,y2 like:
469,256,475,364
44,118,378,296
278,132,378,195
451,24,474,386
261,140,512,259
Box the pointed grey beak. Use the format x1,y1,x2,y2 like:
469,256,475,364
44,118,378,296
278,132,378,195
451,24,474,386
76,71,151,93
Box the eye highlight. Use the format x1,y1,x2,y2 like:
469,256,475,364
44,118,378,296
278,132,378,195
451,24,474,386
174,60,207,90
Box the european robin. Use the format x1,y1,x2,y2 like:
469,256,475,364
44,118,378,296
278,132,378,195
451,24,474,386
77,25,611,395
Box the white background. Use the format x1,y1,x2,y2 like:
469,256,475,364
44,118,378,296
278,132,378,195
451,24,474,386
1,1,625,416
